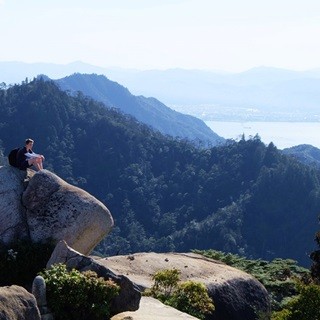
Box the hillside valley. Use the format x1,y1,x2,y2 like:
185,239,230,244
0,79,320,267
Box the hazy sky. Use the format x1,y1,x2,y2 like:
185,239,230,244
1,0,320,72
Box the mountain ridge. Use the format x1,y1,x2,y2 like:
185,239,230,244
54,73,223,146
282,144,320,168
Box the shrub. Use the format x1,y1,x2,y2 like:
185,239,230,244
0,239,54,288
150,268,180,300
170,280,215,319
40,263,120,320
146,268,214,319
271,283,320,320
271,309,291,320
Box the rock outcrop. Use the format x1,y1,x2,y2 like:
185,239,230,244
0,285,41,320
101,252,271,320
47,240,141,316
0,166,30,242
0,166,113,255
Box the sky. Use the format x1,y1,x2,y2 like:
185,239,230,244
1,0,320,72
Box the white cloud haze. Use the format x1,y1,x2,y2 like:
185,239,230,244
0,0,320,72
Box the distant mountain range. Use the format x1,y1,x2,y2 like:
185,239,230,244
2,61,320,121
105,66,320,121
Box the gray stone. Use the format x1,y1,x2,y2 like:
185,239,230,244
0,285,41,320
32,276,54,320
32,276,47,307
207,278,270,320
47,240,141,316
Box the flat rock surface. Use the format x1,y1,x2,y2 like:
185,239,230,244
100,252,270,320
97,252,253,289
110,296,198,320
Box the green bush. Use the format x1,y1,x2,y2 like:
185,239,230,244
150,268,180,299
271,283,320,320
0,240,54,287
170,280,215,319
40,264,120,320
271,309,291,320
146,268,214,319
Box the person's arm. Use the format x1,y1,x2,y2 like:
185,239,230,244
25,151,41,159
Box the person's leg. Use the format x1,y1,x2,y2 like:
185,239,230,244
28,158,42,171
37,157,43,170
35,160,41,170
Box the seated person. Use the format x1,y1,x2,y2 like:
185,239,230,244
16,138,44,171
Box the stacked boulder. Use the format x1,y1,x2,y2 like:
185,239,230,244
0,166,271,320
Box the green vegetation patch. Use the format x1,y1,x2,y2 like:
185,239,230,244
145,268,214,319
193,249,310,311
271,283,320,320
40,263,120,320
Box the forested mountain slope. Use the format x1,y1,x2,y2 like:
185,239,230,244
54,73,223,146
282,144,320,169
0,79,319,266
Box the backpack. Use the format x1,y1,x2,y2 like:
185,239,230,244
8,148,20,167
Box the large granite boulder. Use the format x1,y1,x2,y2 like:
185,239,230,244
47,240,141,316
0,166,113,255
0,285,41,320
102,252,271,320
22,169,113,254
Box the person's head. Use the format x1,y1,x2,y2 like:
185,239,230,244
25,138,34,148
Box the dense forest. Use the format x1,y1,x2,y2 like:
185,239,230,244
1,78,320,266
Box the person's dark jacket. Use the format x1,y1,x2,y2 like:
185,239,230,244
16,147,32,170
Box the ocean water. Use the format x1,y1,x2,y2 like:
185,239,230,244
205,121,320,150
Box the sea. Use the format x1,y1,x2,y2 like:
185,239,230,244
205,121,320,150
